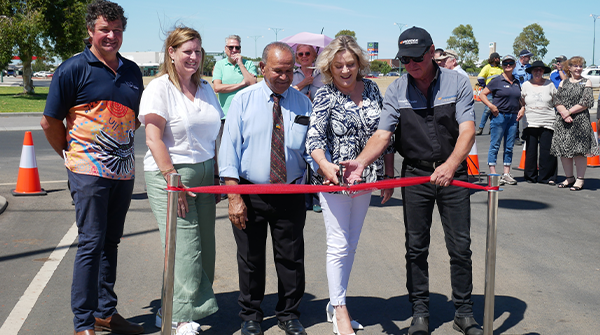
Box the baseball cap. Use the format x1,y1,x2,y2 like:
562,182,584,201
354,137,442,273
519,49,533,57
436,49,458,60
555,55,567,62
502,55,516,62
396,26,433,59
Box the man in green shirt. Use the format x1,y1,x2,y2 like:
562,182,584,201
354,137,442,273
213,34,258,117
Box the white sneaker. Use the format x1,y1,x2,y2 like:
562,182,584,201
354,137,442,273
155,307,177,329
176,321,201,335
501,173,517,185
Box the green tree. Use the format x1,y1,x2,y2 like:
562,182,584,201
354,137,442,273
203,54,215,76
370,60,391,74
446,24,479,71
0,0,90,94
513,23,549,61
335,30,356,40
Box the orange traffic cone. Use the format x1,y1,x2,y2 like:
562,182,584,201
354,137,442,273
513,141,526,171
467,139,480,176
473,86,482,102
11,131,46,196
587,121,600,167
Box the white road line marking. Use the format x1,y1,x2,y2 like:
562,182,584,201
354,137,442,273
0,180,68,186
0,221,78,334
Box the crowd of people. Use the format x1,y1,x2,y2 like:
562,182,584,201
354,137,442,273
39,1,599,335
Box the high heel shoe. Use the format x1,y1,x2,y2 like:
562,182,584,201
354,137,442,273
332,307,356,335
326,302,363,330
570,177,584,191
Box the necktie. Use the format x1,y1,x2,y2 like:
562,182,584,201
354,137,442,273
270,93,287,184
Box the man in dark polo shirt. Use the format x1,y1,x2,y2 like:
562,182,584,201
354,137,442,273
342,27,482,335
40,1,143,334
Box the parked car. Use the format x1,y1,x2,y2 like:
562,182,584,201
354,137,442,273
33,71,53,78
386,72,400,76
581,66,600,88
365,72,379,78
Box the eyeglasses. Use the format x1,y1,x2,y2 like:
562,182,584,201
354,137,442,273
298,52,311,57
400,49,428,65
226,45,241,51
502,61,515,66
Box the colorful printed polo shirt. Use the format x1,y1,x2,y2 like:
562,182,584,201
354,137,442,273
43,47,144,180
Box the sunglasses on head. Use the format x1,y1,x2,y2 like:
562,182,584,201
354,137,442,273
298,52,311,57
400,49,429,65
226,45,241,51
502,61,515,66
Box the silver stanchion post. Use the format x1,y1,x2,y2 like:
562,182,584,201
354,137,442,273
483,174,500,335
161,173,181,335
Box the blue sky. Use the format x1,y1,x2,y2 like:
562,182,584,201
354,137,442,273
120,0,600,64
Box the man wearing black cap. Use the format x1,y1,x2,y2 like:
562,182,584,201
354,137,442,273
512,49,533,146
341,27,482,335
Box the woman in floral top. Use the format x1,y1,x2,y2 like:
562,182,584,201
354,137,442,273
306,35,394,335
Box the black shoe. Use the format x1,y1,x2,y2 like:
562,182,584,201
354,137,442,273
514,138,523,146
277,319,306,335
408,316,429,335
241,320,263,335
453,316,483,335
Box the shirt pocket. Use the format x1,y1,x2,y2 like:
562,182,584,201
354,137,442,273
289,116,309,150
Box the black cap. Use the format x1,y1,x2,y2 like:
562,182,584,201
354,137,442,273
396,26,433,59
519,49,533,57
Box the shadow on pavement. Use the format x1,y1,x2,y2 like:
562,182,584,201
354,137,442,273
133,292,530,335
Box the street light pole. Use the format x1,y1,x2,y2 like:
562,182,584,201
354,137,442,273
248,35,263,59
268,27,284,41
591,14,600,66
393,23,407,73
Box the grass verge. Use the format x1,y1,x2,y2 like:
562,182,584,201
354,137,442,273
0,87,48,113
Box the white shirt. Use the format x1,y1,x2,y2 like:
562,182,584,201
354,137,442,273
453,65,469,78
521,80,557,130
139,74,224,171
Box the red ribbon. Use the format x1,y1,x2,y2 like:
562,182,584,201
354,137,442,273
167,176,499,194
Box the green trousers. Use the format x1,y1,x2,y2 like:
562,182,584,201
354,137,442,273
145,160,218,322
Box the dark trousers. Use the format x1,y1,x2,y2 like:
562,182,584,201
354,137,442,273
523,127,558,184
232,191,306,322
68,170,134,331
400,163,474,318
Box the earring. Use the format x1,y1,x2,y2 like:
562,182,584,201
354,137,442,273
171,59,174,63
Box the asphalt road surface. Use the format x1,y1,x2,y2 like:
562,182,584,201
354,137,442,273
1,105,599,334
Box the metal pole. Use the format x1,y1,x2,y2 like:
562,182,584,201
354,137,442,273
483,174,500,335
161,173,181,335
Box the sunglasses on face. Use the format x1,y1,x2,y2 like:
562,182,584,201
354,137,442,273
226,45,241,51
400,49,428,65
502,61,515,66
298,52,311,57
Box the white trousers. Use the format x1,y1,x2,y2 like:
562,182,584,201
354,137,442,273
319,192,371,306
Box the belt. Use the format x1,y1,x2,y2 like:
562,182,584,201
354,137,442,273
404,159,445,170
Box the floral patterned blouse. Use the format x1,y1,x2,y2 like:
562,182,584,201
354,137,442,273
306,78,394,186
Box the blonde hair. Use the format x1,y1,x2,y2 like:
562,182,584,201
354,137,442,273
564,56,585,78
159,26,204,92
315,35,370,84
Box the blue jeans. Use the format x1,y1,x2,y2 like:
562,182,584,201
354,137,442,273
478,94,493,129
487,113,518,166
68,170,134,332
401,163,474,317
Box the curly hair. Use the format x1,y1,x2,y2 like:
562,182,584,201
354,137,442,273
159,26,204,91
86,0,127,31
564,56,586,78
315,35,370,85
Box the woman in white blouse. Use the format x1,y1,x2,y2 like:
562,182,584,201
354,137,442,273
139,27,221,335
517,60,558,184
